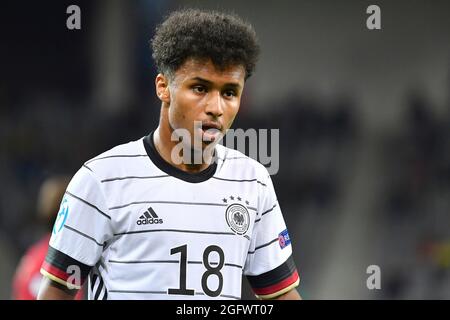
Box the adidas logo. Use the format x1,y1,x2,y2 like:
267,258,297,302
136,207,163,225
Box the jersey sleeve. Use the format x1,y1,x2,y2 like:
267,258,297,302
40,165,113,289
244,172,300,299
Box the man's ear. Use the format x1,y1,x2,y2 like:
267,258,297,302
155,73,171,103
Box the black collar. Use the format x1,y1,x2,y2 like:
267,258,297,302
143,131,217,183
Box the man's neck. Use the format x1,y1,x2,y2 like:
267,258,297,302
153,126,214,174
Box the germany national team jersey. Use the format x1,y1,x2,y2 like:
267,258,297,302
41,132,300,300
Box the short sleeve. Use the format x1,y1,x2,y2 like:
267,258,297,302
40,165,113,288
244,172,300,299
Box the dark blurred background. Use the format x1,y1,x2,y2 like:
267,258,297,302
1,0,450,299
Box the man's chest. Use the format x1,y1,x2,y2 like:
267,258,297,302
104,178,260,263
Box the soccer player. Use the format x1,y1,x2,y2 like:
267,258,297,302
38,9,301,300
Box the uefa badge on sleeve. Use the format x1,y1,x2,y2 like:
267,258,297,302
278,229,291,249
53,196,69,235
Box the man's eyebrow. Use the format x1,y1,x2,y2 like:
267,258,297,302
191,77,212,84
190,77,242,89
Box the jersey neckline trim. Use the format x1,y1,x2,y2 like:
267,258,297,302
143,131,217,183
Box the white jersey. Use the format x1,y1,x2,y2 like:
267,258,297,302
41,132,299,300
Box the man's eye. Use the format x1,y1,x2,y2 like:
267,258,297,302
223,90,236,98
193,86,207,93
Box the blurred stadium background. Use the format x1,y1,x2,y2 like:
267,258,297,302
1,0,450,299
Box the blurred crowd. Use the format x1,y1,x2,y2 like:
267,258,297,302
379,92,450,299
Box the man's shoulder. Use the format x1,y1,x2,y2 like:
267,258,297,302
216,144,269,180
83,136,146,171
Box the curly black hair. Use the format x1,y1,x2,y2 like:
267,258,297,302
151,8,260,80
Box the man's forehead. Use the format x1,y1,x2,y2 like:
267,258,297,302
175,58,246,83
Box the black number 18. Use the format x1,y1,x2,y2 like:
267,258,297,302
168,244,224,297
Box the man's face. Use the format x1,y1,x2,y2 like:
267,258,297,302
160,58,246,150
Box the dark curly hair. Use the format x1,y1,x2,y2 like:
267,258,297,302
151,9,260,80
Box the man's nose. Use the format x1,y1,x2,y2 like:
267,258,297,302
204,91,223,117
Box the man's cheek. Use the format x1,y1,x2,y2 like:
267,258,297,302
228,110,240,127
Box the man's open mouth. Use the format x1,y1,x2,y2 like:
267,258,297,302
201,122,222,132
201,122,222,142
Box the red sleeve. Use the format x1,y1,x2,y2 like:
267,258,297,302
13,234,86,300
12,235,51,300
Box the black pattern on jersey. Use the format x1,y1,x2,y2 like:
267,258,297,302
114,228,244,237
247,237,279,254
85,154,148,165
90,272,108,300
195,292,240,300
101,175,170,183
255,202,278,222
107,290,239,300
212,176,267,187
216,156,248,161
44,246,91,282
113,229,251,242
261,203,277,216
63,225,105,247
83,164,93,172
109,200,229,211
108,289,166,294
108,259,243,269
65,191,111,220
246,255,297,291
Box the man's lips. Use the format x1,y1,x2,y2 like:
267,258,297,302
199,121,223,143
201,121,222,132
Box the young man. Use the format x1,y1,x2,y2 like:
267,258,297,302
38,9,301,300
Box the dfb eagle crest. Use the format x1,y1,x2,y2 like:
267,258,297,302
225,203,250,235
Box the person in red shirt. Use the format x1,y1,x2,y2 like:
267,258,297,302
12,175,83,300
